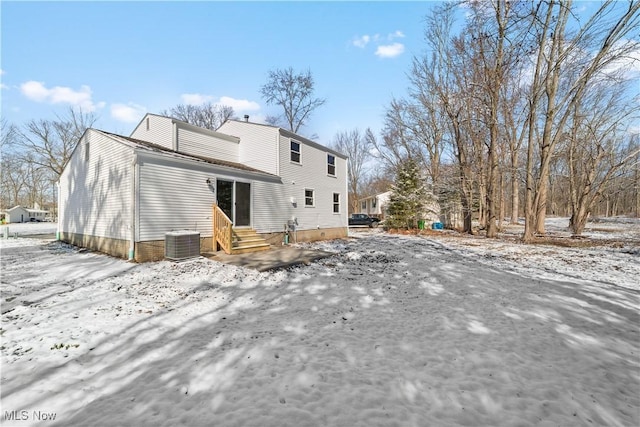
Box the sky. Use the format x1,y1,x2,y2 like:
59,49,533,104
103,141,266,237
2,1,634,146
1,1,443,143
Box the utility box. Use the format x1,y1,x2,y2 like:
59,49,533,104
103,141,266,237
165,231,200,260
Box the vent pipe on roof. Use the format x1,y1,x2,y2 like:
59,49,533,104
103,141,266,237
244,115,249,122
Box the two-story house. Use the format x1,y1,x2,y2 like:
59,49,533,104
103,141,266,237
57,114,348,262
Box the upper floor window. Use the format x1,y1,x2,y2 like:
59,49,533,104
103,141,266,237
361,200,367,210
327,154,336,176
291,140,301,163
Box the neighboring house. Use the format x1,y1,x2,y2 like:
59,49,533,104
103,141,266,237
57,114,348,262
357,190,441,224
356,191,392,219
5,206,49,223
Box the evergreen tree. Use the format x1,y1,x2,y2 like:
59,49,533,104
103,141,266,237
386,158,429,229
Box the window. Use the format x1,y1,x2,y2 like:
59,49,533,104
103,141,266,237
291,140,301,163
372,198,377,208
333,193,340,213
305,189,315,207
327,154,336,176
361,200,367,210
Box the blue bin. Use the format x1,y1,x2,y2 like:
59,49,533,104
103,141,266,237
432,222,443,230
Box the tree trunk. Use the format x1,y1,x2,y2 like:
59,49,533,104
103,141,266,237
499,171,505,230
510,150,519,224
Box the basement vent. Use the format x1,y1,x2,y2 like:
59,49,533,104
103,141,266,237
165,231,200,260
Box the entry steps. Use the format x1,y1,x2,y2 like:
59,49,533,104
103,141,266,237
231,228,270,254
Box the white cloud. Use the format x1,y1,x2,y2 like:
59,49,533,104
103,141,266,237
111,103,146,123
351,31,405,56
180,93,215,105
19,80,104,111
0,69,5,75
0,84,8,90
353,35,371,48
218,96,260,112
375,43,405,58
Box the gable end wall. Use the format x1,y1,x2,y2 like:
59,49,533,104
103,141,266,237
58,130,132,242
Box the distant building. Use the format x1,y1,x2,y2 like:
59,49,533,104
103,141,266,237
357,190,442,224
5,206,49,223
356,191,392,219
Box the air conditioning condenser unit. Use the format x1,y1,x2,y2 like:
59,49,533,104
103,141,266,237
165,231,200,260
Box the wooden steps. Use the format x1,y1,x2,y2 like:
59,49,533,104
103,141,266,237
231,228,270,254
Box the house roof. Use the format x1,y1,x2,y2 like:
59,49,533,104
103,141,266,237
6,206,48,213
222,119,348,159
6,206,27,212
361,191,392,200
98,130,279,178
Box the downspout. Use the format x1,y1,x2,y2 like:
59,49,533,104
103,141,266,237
344,157,349,227
56,180,61,241
129,152,138,261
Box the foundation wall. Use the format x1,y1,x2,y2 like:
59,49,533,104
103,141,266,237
59,232,130,260
59,228,346,263
59,232,214,263
261,227,348,247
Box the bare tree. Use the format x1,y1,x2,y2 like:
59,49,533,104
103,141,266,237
565,82,640,235
14,107,97,178
333,128,371,213
1,117,17,152
367,109,412,173
1,152,28,208
161,102,235,131
523,0,640,241
260,67,326,133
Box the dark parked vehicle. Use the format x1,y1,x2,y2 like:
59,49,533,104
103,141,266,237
349,213,380,228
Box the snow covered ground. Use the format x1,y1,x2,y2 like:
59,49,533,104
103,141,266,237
1,217,638,426
0,222,57,237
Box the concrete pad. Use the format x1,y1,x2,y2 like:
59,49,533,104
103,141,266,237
205,246,335,272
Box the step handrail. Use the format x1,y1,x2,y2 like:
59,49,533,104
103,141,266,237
212,204,233,254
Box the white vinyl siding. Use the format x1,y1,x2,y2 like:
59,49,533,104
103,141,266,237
136,156,279,241
130,114,174,149
276,133,348,231
137,158,217,241
217,121,279,175
58,130,132,240
177,127,239,163
199,120,348,234
250,180,289,234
